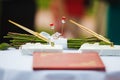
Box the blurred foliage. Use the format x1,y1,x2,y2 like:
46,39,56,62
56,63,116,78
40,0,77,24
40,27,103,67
85,0,98,16
36,0,51,9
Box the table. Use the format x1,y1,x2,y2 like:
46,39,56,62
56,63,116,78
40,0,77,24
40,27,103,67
0,49,120,80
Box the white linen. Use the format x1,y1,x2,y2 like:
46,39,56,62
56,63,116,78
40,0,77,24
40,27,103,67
80,43,120,56
0,49,120,80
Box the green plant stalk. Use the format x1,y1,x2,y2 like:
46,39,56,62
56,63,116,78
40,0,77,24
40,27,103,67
4,32,43,41
4,32,111,49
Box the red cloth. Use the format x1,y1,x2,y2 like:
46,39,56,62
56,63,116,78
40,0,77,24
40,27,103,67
64,0,85,17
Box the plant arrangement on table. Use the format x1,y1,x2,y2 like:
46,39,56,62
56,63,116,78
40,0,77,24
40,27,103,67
0,16,112,50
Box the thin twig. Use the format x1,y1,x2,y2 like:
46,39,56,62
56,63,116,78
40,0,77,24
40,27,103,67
70,20,113,46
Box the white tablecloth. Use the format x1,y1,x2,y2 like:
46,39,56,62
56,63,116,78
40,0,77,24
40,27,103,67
0,49,120,80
